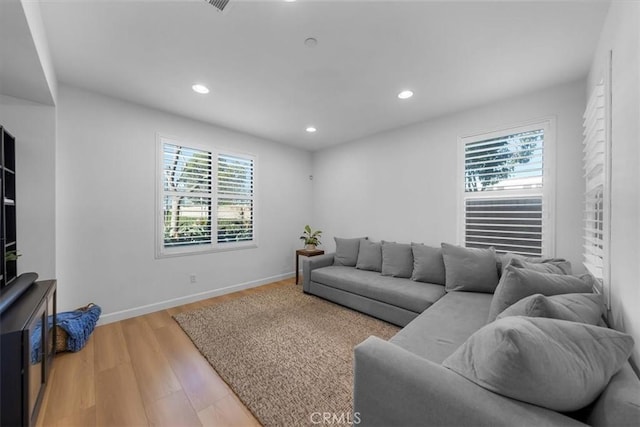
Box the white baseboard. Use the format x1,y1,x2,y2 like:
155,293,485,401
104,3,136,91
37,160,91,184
98,272,295,325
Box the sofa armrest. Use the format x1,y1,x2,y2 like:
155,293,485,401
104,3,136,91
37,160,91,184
302,252,334,292
354,336,586,427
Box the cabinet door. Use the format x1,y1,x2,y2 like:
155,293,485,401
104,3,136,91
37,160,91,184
45,287,57,379
27,303,47,426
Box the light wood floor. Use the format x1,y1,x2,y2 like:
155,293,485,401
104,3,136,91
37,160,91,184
37,279,295,427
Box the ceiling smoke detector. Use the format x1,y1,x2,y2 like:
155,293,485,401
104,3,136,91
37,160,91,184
204,0,231,13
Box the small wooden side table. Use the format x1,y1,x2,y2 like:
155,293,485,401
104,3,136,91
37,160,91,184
295,249,325,285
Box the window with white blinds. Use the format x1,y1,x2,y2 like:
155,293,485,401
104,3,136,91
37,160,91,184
158,136,256,257
217,154,254,244
460,121,554,257
582,81,609,286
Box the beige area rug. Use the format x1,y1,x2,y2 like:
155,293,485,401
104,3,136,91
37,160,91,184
173,285,400,427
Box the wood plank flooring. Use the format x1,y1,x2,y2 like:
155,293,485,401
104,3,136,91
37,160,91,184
37,279,294,426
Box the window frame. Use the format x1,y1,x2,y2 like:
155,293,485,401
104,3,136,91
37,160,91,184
155,134,257,258
457,118,556,257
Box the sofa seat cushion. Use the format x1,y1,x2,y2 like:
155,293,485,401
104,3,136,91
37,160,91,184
310,266,445,314
390,291,493,363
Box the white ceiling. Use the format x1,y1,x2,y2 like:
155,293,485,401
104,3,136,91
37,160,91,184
33,0,610,150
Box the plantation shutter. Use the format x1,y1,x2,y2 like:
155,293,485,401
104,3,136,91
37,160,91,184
464,131,544,192
582,81,608,282
217,154,255,243
465,197,543,256
462,126,548,257
162,143,213,248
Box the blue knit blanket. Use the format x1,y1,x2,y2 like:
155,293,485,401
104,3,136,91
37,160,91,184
55,304,102,352
32,304,102,361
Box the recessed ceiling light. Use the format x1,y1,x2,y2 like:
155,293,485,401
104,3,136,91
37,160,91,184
284,0,296,2
192,84,210,94
306,126,317,133
397,90,414,99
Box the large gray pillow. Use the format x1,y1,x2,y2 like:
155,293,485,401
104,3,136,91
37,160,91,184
443,316,634,412
487,264,595,322
497,293,604,325
381,241,413,278
499,252,572,275
333,237,366,267
410,243,445,285
356,239,382,272
441,243,499,293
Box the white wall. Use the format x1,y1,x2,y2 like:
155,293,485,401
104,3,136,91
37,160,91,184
312,80,586,268
56,85,313,322
0,94,56,280
588,1,640,369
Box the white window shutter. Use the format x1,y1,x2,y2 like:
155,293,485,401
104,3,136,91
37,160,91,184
162,143,213,248
582,81,610,305
217,154,255,244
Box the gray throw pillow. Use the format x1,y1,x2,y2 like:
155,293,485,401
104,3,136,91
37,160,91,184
356,239,382,272
381,242,413,278
498,252,572,275
333,237,366,267
410,243,445,285
441,243,499,293
487,264,595,322
506,257,570,275
497,293,604,325
443,316,634,412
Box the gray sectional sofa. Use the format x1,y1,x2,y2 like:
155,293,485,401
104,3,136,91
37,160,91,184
302,238,640,427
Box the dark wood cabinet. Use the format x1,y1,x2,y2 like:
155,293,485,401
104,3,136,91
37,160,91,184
1,279,57,427
0,126,55,426
1,125,17,287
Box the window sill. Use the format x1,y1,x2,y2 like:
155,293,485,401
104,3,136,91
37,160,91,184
156,242,258,259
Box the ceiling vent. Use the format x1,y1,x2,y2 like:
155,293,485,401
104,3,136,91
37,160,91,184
204,0,231,13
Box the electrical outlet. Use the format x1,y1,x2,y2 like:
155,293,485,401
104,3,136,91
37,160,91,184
189,274,197,284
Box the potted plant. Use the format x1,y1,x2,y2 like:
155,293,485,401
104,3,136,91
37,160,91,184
300,225,322,250
5,250,21,261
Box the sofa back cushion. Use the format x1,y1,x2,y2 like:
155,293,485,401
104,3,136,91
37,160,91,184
410,243,446,285
333,237,366,267
356,239,382,272
496,293,604,325
443,316,634,412
498,253,572,276
441,243,499,293
487,263,595,322
381,242,414,278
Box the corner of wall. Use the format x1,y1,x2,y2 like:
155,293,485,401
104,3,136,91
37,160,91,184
20,0,58,104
